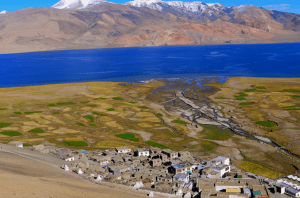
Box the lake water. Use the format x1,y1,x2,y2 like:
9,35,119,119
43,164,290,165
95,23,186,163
0,43,300,88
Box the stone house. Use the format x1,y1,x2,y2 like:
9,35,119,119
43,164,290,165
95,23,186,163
162,149,178,159
157,174,173,182
116,146,131,154
135,148,150,157
160,154,168,163
179,151,192,158
169,164,195,174
173,173,189,183
150,158,162,167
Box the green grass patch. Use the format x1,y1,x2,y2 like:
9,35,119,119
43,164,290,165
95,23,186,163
283,106,300,110
81,101,90,104
28,128,44,133
24,111,43,114
83,115,94,122
256,86,266,89
0,108,7,110
56,102,76,106
23,143,32,147
201,125,233,140
239,102,255,105
215,97,226,99
129,102,136,104
244,89,257,92
146,141,169,149
0,131,23,136
92,112,108,116
201,141,218,152
76,122,85,126
235,97,246,100
48,102,76,107
113,97,123,100
87,104,97,107
236,93,248,97
0,123,12,128
256,121,277,127
63,141,88,147
93,98,106,100
116,133,140,142
239,161,282,179
138,106,148,109
157,113,163,117
14,112,22,115
53,112,60,114
282,89,300,92
89,124,97,127
285,108,300,110
171,119,189,125
107,108,115,111
290,95,300,98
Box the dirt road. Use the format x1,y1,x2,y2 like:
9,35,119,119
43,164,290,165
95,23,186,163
0,144,158,198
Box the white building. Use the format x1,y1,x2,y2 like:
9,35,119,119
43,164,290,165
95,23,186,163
100,160,109,165
116,146,131,154
137,149,150,157
173,173,189,183
209,156,230,166
213,164,231,177
66,157,75,161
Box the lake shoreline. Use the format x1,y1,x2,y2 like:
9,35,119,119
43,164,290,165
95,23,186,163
1,41,300,55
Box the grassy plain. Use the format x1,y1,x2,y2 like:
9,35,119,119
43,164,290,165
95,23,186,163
1,78,299,178
208,77,300,177
0,81,199,152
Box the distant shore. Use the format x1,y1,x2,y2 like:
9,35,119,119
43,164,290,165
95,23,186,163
1,40,300,55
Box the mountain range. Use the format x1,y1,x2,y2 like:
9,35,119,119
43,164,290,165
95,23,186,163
0,0,300,54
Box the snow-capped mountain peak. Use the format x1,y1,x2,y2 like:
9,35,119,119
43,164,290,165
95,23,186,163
126,0,162,6
52,0,106,9
125,0,163,10
0,10,7,15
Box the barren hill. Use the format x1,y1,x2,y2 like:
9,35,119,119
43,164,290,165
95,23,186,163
0,2,300,54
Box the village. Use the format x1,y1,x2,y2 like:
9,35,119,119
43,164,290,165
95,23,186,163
6,141,299,198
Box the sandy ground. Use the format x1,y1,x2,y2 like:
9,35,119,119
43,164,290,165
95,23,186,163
0,145,159,198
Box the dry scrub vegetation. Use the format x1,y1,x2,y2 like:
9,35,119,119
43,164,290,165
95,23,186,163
0,81,211,155
1,79,299,178
208,77,300,178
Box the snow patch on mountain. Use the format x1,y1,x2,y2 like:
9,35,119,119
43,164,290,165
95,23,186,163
0,10,7,15
125,0,230,15
52,0,106,9
166,1,210,13
232,5,248,13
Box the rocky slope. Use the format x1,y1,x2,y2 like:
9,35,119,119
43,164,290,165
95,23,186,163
0,1,299,54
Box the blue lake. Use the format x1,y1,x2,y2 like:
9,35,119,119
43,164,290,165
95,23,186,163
0,43,300,88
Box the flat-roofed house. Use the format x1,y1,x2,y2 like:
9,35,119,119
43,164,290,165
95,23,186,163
179,151,192,158
116,146,131,154
157,174,173,182
169,164,195,174
285,187,300,197
150,158,162,167
215,181,245,191
212,164,231,177
252,185,270,198
173,173,189,183
162,149,178,159
209,156,230,166
136,148,150,157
